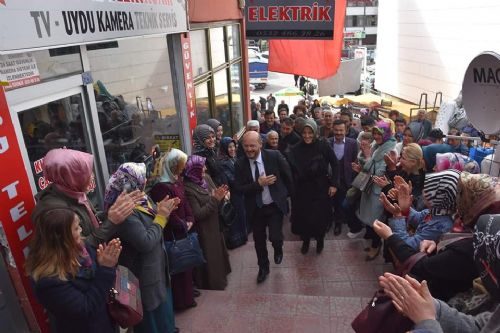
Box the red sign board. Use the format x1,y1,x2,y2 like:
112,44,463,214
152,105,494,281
0,87,48,332
180,33,197,142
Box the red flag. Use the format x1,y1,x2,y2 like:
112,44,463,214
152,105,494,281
0,0,5,6
268,0,347,79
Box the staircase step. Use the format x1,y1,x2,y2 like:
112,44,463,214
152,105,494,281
176,290,368,333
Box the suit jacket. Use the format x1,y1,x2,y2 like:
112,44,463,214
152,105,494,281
327,136,358,187
234,149,293,221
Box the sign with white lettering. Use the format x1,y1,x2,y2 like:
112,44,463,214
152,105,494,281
462,51,500,134
0,53,41,90
245,0,335,40
180,33,197,141
0,87,48,331
0,0,188,53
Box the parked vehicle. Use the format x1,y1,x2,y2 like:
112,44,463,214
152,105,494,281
248,49,268,89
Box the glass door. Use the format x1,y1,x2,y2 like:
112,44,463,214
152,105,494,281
9,87,101,208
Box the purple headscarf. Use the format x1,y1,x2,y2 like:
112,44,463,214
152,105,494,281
184,155,208,190
104,163,148,212
372,119,394,143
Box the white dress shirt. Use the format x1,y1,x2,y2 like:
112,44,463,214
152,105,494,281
249,151,273,205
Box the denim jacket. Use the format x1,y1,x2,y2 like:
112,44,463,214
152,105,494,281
389,208,453,250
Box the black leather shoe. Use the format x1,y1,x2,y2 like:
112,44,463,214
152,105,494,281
333,223,342,236
301,240,310,254
174,327,180,333
257,267,269,284
274,252,283,265
193,289,201,298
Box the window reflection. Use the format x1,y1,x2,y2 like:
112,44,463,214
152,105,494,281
213,70,231,135
195,82,210,125
209,27,226,68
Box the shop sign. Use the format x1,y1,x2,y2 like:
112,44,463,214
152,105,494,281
344,30,366,39
180,33,197,139
0,0,188,53
154,134,181,152
0,87,48,332
462,51,500,134
0,53,41,90
245,0,335,40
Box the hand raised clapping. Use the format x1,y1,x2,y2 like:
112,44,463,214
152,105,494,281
97,238,122,268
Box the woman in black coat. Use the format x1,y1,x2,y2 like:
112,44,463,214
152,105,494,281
288,119,337,254
192,124,227,186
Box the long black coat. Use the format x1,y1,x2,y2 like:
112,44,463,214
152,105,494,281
288,140,337,238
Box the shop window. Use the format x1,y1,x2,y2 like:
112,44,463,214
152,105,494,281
227,25,241,60
195,81,210,125
213,69,230,134
209,27,226,68
87,37,180,174
191,30,209,77
230,63,244,133
0,48,82,91
366,15,378,27
17,94,99,205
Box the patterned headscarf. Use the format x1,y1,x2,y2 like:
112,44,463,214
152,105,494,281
435,152,480,174
159,148,187,184
184,155,208,190
193,124,215,152
43,148,99,228
423,169,461,216
372,119,394,143
458,173,500,226
104,163,148,212
473,214,500,300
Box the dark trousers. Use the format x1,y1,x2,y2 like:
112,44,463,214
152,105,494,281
364,225,382,248
340,192,364,233
251,203,284,268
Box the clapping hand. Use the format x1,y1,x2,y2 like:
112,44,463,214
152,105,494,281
373,219,393,240
97,238,122,268
394,177,413,215
384,151,398,171
379,273,436,324
351,162,362,173
108,190,143,224
419,240,437,254
213,185,229,201
373,175,390,188
380,192,402,217
157,195,181,218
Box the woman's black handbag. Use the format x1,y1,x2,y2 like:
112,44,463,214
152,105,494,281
164,230,206,275
219,200,236,228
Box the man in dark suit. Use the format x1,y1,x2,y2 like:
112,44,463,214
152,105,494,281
328,119,362,236
235,131,293,283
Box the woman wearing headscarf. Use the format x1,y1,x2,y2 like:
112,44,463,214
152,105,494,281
27,208,121,333
183,155,231,290
32,148,141,247
375,172,500,301
288,119,338,254
219,137,248,249
104,163,179,333
355,119,397,260
206,118,223,150
378,214,500,333
149,148,197,310
193,124,227,186
395,125,420,156
379,169,460,251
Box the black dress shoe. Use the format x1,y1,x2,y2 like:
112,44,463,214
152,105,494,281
316,238,324,254
174,327,180,333
257,267,269,284
193,289,201,298
333,223,342,236
274,253,283,264
301,239,310,254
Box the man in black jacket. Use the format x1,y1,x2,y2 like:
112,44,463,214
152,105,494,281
278,117,301,156
235,131,293,283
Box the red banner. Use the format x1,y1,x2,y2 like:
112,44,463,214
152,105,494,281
268,0,347,79
0,87,48,332
180,33,197,142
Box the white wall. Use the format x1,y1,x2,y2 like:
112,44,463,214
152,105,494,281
375,0,500,104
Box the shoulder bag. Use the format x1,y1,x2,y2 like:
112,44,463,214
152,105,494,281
351,252,427,333
352,162,376,192
108,265,143,328
164,227,206,275
219,199,236,228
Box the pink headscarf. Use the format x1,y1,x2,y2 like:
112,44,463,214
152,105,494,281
43,149,99,228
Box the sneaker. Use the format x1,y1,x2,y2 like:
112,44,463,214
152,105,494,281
347,230,364,239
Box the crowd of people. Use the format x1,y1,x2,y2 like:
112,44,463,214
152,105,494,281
24,95,500,333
